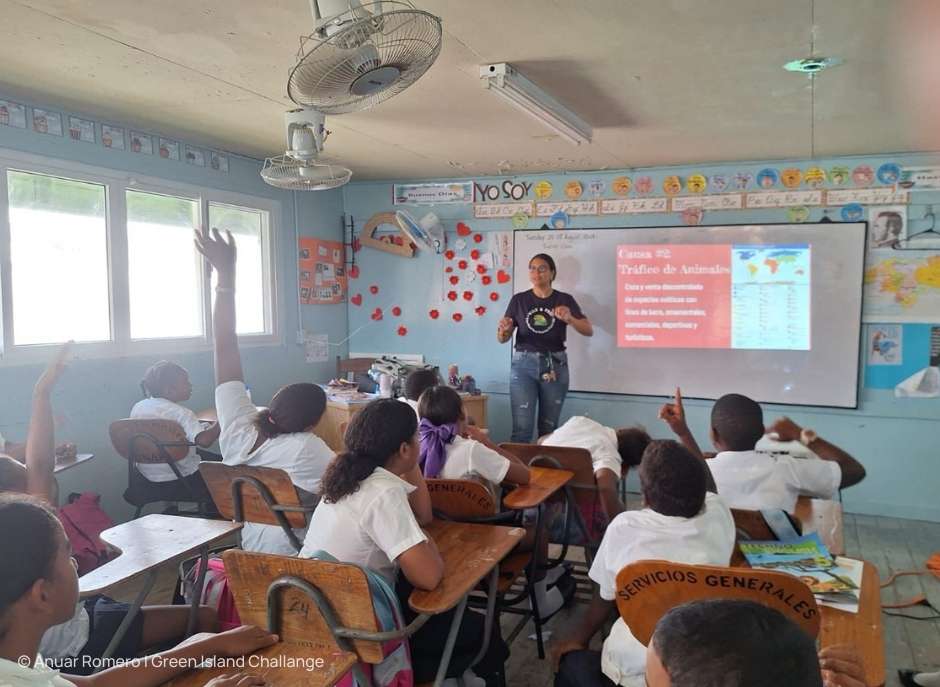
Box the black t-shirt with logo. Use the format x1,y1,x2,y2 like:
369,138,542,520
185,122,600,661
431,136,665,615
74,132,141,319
504,289,585,353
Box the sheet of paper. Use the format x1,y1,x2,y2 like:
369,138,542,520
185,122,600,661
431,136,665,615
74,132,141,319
304,333,329,363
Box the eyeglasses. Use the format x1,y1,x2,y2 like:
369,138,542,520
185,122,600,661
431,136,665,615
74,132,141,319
528,265,551,273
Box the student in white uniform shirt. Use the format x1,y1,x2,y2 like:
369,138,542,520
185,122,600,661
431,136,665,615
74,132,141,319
540,416,651,523
196,227,334,555
128,360,221,507
551,440,736,687
398,368,439,420
0,494,276,687
300,398,509,685
660,390,866,513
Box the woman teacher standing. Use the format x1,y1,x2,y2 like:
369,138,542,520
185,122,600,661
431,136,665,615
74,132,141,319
497,253,593,442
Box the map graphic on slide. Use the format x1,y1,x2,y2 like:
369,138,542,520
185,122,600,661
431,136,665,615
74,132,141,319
616,243,811,350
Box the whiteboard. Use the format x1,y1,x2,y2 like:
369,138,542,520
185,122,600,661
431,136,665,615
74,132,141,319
511,223,866,408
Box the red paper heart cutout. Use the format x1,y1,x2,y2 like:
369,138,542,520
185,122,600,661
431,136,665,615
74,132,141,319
445,266,453,273
449,275,459,285
369,285,379,294
349,265,360,279
429,309,440,319
475,306,487,316
457,260,468,270
482,275,492,285
371,308,383,321
452,312,463,322
351,294,362,306
391,306,402,317
456,222,472,236
476,264,487,274
496,270,511,284
470,249,480,260
489,292,499,301
397,326,408,336
447,291,458,301
444,250,455,260
473,234,483,243
462,291,473,301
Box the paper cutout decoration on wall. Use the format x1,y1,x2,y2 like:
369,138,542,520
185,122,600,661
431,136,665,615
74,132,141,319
458,260,468,270
733,172,753,189
565,181,583,199
360,212,416,257
780,168,802,188
452,313,463,321
709,174,729,192
444,249,455,260
681,207,703,225
589,180,606,197
392,306,402,317
877,163,901,185
371,308,383,321
830,166,849,185
612,176,632,196
489,292,500,301
449,275,459,285
841,203,864,222
429,309,440,319
130,131,153,154
788,206,810,223
687,175,707,194
512,210,529,229
635,176,653,194
447,291,458,301
534,180,553,199
496,270,511,284
369,285,379,294
473,233,483,243
470,249,481,260
299,238,347,304
397,326,408,336
32,109,63,136
852,165,874,186
349,265,360,279
482,275,492,285
456,222,472,236
549,210,570,229
159,138,180,160
475,306,487,316
0,100,27,128
756,169,778,188
662,176,682,196
351,294,362,306
804,167,826,188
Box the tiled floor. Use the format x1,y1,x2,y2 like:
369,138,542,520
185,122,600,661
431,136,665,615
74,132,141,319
110,512,940,687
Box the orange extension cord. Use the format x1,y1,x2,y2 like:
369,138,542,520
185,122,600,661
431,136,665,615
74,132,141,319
879,553,940,612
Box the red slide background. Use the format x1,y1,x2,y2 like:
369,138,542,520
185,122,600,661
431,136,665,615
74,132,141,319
617,244,731,348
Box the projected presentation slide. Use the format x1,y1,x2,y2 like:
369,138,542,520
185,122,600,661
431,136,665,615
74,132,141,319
617,244,811,350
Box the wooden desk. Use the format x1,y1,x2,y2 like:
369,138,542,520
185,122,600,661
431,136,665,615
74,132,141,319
819,560,885,687
317,393,489,452
502,466,574,510
54,452,94,474
410,520,524,615
81,514,242,664
795,497,845,555
411,520,523,687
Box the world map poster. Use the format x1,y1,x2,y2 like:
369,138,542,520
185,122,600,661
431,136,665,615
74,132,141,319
863,251,940,323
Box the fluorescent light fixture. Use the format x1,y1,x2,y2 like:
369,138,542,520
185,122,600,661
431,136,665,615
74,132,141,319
480,63,592,145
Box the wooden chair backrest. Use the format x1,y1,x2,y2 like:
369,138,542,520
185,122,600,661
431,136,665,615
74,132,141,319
200,462,307,528
336,356,375,380
500,442,596,507
109,418,190,464
427,478,497,518
223,549,384,663
615,560,820,646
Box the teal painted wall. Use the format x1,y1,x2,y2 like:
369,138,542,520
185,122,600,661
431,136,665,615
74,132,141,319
342,153,940,522
0,95,346,519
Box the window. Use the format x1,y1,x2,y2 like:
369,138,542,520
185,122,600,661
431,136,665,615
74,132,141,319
209,202,272,335
127,190,203,340
6,170,111,345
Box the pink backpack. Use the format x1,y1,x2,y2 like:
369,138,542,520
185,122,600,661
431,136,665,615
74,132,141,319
57,492,115,575
183,556,242,631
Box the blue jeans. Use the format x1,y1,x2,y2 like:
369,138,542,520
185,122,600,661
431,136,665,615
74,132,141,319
509,350,570,442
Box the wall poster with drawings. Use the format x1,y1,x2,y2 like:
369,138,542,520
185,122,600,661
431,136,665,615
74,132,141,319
299,237,347,304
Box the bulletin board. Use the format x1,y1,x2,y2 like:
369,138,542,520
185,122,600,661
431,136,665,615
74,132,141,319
299,238,346,305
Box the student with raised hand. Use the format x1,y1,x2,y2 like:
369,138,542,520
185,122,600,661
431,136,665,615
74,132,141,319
661,390,866,512
0,493,276,687
129,360,220,505
551,440,736,687
417,384,530,493
300,398,507,685
0,342,71,500
644,600,868,687
195,227,334,555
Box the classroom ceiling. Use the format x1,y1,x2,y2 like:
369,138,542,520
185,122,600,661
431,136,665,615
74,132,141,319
0,0,920,180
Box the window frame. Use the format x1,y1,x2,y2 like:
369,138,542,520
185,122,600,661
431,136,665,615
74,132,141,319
0,148,280,365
